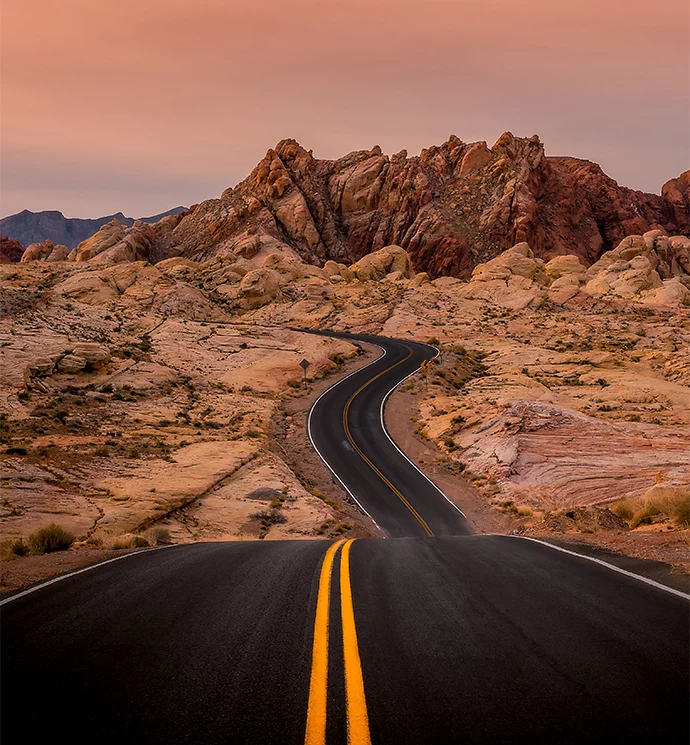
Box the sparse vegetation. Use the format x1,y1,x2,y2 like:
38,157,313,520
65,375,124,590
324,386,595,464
612,492,690,529
1,537,30,560
27,523,75,553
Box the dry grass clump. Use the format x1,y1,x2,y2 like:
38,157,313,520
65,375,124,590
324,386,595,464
145,526,171,545
1,537,30,561
27,523,75,553
612,491,690,529
110,534,150,550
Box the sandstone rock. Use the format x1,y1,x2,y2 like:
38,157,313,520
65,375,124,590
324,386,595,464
545,255,587,279
73,219,127,261
410,272,431,287
71,343,110,369
235,268,281,309
385,270,405,282
21,240,56,262
263,253,323,283
57,354,87,374
642,278,690,307
0,237,24,263
471,243,547,284
458,142,493,178
350,246,413,281
26,357,57,377
304,279,334,300
111,135,687,280
323,260,355,282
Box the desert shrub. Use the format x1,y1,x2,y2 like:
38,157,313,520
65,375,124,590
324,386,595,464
28,523,75,554
146,527,171,545
669,496,690,527
612,499,635,522
630,502,660,527
1,537,30,560
250,508,287,527
612,492,690,529
287,379,301,389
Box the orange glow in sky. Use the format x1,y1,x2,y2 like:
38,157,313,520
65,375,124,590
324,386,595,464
1,0,688,217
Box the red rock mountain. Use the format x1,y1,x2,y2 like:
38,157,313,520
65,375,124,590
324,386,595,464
160,133,689,277
19,133,690,277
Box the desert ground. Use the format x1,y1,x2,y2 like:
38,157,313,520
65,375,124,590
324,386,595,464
1,230,688,592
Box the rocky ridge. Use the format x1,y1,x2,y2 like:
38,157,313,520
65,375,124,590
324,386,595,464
19,134,689,280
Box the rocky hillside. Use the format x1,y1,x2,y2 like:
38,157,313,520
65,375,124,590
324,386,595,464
35,133,685,278
2,228,688,581
0,207,186,251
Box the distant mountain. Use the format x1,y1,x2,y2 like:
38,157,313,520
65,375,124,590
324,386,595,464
0,207,187,250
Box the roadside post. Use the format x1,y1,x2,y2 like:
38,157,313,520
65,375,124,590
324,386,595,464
420,359,430,390
300,358,310,387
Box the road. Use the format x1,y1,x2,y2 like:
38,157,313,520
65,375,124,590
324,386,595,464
305,332,470,537
2,334,688,744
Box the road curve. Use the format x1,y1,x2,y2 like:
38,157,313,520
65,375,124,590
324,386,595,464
304,331,470,537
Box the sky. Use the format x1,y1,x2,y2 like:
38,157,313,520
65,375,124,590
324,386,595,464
1,0,689,219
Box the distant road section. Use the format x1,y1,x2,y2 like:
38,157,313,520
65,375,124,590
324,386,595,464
306,331,470,537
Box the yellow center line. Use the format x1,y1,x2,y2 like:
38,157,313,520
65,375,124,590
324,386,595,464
340,539,372,745
304,539,346,745
342,349,435,537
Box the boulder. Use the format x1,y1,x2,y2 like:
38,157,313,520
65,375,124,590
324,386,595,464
235,268,281,309
27,357,57,377
21,240,55,262
458,142,493,178
71,343,111,369
410,272,431,287
544,255,586,279
57,355,87,374
0,237,24,264
323,260,355,282
350,246,413,281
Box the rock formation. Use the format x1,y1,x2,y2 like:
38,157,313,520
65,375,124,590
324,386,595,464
105,135,686,279
14,137,689,279
0,237,24,264
20,240,70,262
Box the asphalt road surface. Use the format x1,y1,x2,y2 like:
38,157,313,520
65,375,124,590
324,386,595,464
306,332,470,537
2,334,688,745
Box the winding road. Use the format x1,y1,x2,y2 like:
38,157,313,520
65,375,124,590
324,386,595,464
2,333,688,745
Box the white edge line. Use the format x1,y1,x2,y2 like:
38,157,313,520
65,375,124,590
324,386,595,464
511,535,690,601
0,544,177,607
306,344,388,535
379,343,467,519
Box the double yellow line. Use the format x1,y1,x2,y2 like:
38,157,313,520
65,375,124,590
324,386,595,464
342,349,434,538
304,539,371,745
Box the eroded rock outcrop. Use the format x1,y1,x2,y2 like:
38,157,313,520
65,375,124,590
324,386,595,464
141,135,688,279
20,240,70,262
0,237,24,264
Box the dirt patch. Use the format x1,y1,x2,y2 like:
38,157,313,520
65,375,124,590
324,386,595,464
537,528,690,575
0,547,143,599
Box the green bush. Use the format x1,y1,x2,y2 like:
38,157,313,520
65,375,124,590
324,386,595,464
28,523,75,554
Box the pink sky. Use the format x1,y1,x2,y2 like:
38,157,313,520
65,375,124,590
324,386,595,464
2,0,688,218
